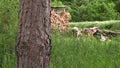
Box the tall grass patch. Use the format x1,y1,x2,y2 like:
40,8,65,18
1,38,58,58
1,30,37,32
50,32,120,68
70,21,120,30
0,21,120,68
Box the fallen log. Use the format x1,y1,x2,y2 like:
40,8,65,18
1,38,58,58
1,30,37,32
99,30,120,36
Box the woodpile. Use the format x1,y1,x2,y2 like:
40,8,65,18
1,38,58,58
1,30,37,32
50,10,70,32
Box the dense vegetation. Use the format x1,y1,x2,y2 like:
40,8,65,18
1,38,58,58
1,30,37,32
52,0,120,21
0,21,120,68
0,1,18,68
51,31,120,68
0,0,120,22
0,0,120,68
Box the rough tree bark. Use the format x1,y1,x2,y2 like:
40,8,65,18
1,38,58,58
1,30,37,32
16,0,51,68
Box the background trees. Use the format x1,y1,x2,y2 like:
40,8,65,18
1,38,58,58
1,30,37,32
0,0,120,22
52,0,120,21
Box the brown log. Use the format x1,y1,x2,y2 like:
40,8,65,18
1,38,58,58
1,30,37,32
99,30,120,36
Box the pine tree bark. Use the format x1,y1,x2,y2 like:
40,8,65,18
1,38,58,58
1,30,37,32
16,0,51,68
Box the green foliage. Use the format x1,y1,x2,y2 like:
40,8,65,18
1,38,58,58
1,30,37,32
51,0,64,6
70,0,119,21
0,0,120,67
86,1,117,21
115,0,120,13
0,0,18,33
0,20,120,68
50,31,120,68
0,0,18,67
56,0,120,21
70,21,120,30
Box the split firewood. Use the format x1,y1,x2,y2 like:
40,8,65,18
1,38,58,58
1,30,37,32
50,10,70,32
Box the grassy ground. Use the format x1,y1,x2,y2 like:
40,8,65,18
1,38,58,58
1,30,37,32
50,21,120,68
70,21,120,30
0,21,120,68
0,35,16,68
50,32,120,68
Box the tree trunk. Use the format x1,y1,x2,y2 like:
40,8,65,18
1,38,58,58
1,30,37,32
16,0,51,68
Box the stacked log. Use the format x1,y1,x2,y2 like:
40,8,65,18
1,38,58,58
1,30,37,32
50,10,70,32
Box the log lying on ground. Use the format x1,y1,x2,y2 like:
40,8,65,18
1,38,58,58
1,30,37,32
79,26,120,37
72,26,120,41
99,30,120,36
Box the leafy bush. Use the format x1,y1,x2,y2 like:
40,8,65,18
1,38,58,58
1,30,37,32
51,0,64,6
58,0,120,21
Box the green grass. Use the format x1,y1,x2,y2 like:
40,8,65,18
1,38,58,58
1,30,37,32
0,35,16,68
0,23,17,68
50,32,120,68
0,21,120,68
70,21,120,30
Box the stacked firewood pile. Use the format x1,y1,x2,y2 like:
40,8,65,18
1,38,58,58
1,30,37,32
50,10,70,32
72,26,120,41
